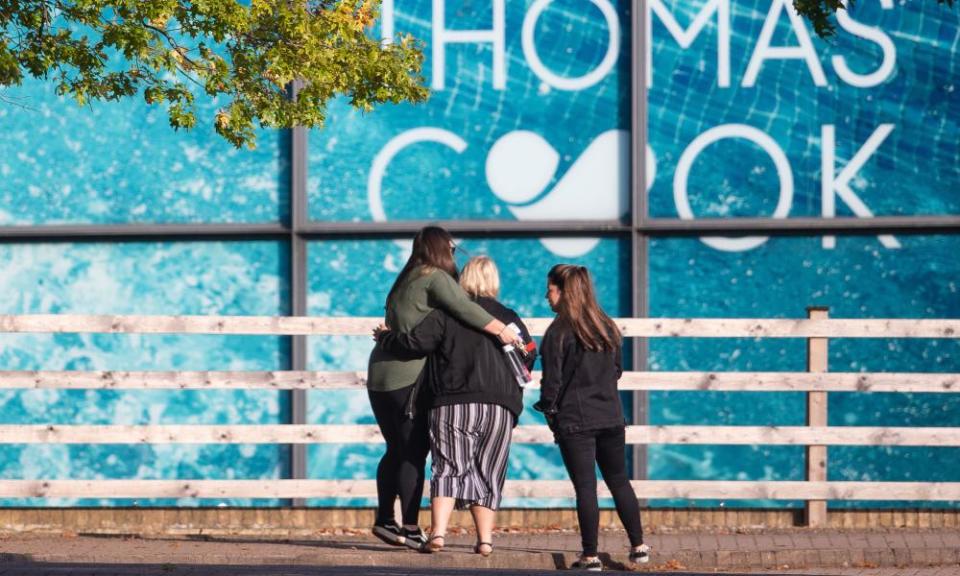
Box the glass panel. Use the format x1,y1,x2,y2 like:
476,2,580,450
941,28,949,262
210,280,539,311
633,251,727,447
305,237,630,506
647,234,960,507
0,78,287,225
308,0,631,221
647,1,960,218
0,241,290,506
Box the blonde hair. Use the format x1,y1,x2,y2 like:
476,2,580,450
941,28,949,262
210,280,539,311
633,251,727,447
459,256,500,298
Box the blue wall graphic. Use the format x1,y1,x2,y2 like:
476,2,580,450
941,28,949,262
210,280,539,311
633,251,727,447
0,0,957,506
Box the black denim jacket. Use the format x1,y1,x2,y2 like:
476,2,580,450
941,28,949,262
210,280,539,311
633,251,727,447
536,320,625,436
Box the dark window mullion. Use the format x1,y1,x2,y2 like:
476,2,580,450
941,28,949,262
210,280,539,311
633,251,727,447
630,0,649,485
289,80,310,506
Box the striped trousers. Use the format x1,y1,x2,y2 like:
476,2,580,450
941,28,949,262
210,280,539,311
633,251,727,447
429,403,514,511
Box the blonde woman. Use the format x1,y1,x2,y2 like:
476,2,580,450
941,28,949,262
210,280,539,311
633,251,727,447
376,256,535,556
368,228,521,549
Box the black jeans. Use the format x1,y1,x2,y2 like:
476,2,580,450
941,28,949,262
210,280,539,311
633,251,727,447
558,426,644,556
368,385,430,526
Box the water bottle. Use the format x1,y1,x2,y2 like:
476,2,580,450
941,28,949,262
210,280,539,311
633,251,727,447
502,323,533,388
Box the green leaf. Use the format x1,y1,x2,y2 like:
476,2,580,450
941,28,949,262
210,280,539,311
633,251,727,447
1,0,430,148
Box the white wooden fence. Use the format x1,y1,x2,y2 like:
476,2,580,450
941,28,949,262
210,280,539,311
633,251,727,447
1,310,958,527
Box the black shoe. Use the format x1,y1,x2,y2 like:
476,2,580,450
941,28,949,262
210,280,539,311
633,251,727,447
401,526,428,550
571,555,602,571
629,544,650,564
372,521,405,547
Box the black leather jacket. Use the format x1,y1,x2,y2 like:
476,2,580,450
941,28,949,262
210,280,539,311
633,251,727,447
377,297,535,420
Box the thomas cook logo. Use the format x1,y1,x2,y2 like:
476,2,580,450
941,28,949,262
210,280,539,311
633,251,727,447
368,128,640,257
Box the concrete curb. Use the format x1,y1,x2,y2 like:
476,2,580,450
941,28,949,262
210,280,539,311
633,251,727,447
1,531,959,572
3,508,959,535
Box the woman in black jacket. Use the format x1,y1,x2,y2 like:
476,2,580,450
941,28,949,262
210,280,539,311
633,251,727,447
534,264,649,571
376,256,535,557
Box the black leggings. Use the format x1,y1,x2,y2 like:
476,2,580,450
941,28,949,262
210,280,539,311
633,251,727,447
368,385,430,526
558,426,644,556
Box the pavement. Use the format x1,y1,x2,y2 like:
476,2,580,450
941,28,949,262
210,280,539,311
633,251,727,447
0,528,958,575
0,565,958,576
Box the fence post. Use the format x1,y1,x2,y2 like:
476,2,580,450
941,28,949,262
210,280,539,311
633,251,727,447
805,307,829,527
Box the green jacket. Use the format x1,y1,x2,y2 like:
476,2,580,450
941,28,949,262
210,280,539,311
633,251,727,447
367,266,495,392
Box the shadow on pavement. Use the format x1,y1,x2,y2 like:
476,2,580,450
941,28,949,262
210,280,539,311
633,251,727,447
0,561,841,575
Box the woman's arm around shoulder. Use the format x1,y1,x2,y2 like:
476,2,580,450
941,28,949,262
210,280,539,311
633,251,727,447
428,271,521,345
377,309,447,356
426,271,494,329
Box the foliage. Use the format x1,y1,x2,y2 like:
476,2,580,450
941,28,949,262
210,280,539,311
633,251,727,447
794,0,956,37
0,0,429,148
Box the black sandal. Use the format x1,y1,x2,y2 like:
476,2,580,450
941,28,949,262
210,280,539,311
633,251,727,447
474,541,493,557
419,534,445,554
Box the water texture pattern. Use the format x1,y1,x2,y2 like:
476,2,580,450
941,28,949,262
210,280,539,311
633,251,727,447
647,0,960,219
0,0,957,508
648,235,960,507
309,0,631,223
0,242,289,506
0,80,287,224
308,0,960,222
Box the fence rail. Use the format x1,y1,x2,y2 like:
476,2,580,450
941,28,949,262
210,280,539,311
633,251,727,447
1,312,959,528
1,314,958,338
0,370,956,392
2,480,959,501
2,424,958,447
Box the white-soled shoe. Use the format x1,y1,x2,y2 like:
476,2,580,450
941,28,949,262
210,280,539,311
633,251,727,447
629,543,650,564
571,555,602,571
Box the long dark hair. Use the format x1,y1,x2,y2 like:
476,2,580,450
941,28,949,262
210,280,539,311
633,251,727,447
386,226,458,305
547,264,621,352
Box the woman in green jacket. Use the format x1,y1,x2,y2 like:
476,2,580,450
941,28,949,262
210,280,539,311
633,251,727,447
368,226,520,549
